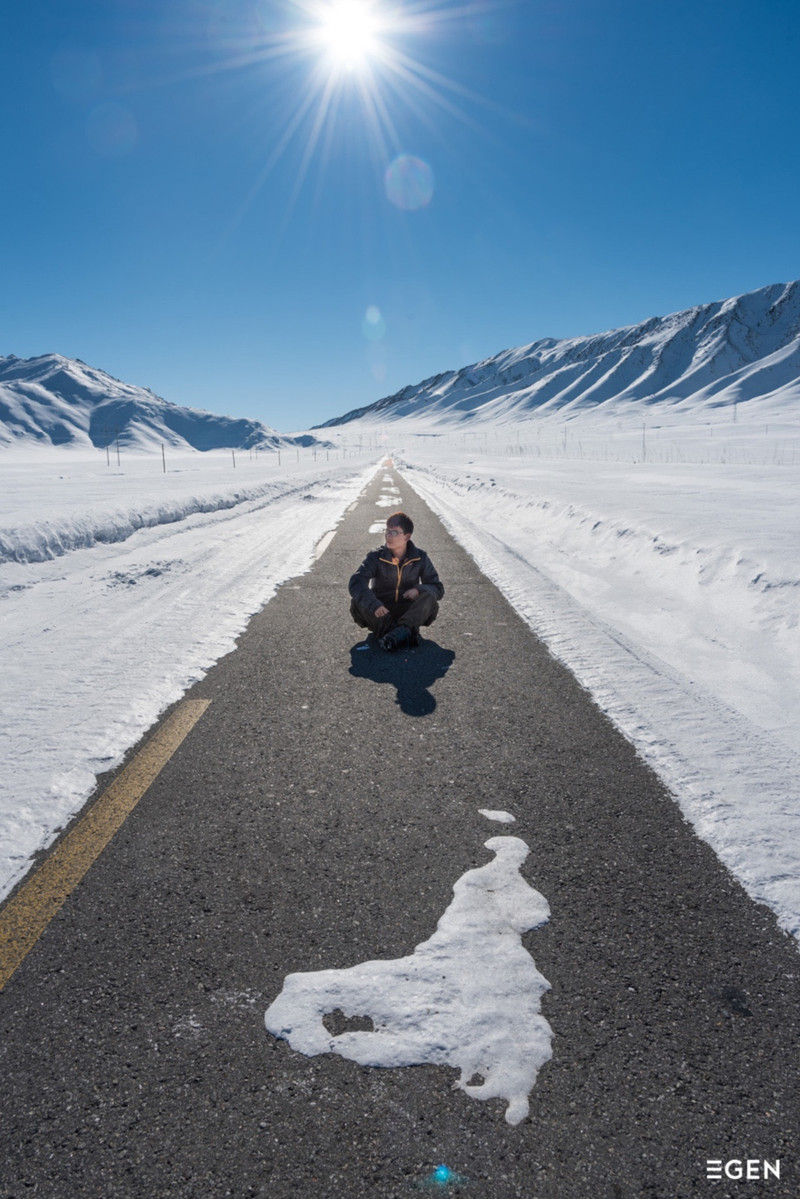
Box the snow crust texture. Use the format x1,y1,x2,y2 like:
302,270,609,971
265,833,552,1125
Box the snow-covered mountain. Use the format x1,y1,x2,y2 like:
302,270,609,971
318,281,800,427
0,354,318,452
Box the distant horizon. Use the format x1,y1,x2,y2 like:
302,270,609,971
3,273,799,458
4,274,798,436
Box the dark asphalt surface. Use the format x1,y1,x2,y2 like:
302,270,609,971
1,465,799,1199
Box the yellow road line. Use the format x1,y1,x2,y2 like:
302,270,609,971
0,698,211,992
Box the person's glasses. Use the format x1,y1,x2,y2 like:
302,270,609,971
385,528,404,537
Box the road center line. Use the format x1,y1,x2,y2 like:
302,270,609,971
0,698,211,991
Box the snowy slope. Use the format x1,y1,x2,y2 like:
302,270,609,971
0,353,317,452
318,280,800,427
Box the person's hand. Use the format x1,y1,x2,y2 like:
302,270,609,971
375,605,389,618
402,588,420,600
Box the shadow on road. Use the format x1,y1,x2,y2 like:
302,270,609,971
348,639,455,716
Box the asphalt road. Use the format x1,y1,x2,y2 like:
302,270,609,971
1,465,798,1199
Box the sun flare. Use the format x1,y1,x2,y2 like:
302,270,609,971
211,0,489,224
315,0,381,71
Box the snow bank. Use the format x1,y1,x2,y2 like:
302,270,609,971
0,452,379,901
395,445,800,939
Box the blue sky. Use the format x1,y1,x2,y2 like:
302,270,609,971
2,0,799,431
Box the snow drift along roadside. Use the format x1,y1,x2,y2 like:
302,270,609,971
399,455,800,942
0,456,380,903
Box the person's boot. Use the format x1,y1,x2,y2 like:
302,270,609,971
379,625,411,652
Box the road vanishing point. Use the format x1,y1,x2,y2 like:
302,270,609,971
1,466,799,1199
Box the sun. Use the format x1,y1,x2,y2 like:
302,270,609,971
314,0,382,72
207,0,493,226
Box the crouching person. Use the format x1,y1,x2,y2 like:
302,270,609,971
349,511,444,651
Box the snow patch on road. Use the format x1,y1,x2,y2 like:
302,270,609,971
375,489,403,507
479,809,516,824
265,830,552,1125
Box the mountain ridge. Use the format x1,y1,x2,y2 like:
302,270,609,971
5,280,799,447
316,281,800,427
0,353,319,451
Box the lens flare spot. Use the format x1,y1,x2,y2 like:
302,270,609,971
418,1163,469,1189
384,154,434,211
362,304,386,340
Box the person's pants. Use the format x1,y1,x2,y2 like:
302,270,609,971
350,592,439,638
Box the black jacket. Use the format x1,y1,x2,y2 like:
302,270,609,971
348,540,445,614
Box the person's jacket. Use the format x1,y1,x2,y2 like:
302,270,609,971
348,541,444,614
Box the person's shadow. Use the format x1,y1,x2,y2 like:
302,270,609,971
349,638,456,716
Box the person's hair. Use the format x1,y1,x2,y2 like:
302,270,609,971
387,511,413,535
